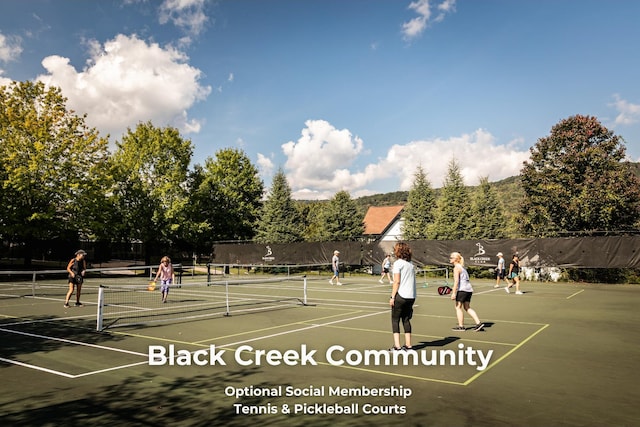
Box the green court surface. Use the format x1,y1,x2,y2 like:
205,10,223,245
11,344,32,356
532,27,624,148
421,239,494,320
0,276,638,426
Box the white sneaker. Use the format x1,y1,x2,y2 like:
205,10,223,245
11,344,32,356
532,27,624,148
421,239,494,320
505,287,510,294
337,282,343,286
329,280,333,285
379,279,384,283
515,291,523,295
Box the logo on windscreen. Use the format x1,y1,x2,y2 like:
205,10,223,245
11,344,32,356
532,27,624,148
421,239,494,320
262,246,275,262
470,242,490,264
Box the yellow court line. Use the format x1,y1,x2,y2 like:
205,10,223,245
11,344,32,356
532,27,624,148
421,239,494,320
567,289,585,299
311,323,519,347
312,361,466,386
462,323,550,386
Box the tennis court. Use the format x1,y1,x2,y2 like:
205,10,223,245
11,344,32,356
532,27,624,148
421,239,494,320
0,272,638,426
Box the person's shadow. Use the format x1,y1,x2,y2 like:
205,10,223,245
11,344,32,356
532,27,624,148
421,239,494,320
412,336,459,350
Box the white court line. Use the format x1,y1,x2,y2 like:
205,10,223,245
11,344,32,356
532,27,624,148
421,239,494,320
220,309,388,348
0,327,148,378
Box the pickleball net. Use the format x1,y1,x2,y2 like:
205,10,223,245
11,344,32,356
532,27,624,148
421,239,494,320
96,275,311,331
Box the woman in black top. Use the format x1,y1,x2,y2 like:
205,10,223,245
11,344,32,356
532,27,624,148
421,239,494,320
64,250,87,308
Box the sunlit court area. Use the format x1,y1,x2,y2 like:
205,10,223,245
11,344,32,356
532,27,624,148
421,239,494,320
1,266,638,426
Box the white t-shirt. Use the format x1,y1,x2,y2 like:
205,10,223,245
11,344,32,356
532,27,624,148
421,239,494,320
392,258,416,299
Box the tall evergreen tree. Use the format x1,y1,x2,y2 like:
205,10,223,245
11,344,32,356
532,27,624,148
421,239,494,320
469,177,507,239
317,191,364,241
402,166,435,239
430,159,471,240
519,114,640,236
254,169,303,243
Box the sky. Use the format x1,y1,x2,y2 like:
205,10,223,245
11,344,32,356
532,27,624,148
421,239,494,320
1,0,639,200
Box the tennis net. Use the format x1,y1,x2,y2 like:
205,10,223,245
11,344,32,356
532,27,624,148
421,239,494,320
96,275,311,331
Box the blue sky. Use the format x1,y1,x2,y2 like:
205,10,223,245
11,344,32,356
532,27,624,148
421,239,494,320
1,0,639,199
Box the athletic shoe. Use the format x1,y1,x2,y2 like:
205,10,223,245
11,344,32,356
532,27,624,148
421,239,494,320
388,346,402,351
75,302,83,307
328,280,333,285
505,286,510,294
451,326,466,331
336,282,343,286
515,291,524,295
473,323,485,331
401,345,414,351
63,303,69,308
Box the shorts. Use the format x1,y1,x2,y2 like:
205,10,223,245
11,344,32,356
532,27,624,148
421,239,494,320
333,268,339,276
455,290,472,303
382,267,389,273
495,269,505,279
508,272,519,279
68,275,83,286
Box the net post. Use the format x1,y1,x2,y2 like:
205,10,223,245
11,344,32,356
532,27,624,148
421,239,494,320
96,285,105,331
224,280,231,316
303,276,307,305
31,271,37,297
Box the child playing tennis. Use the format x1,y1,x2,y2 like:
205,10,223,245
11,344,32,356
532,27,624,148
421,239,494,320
153,256,175,303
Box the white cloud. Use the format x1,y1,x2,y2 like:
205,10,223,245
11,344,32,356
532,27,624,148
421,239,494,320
281,121,529,199
0,32,23,62
402,0,456,40
257,153,275,178
159,0,209,38
0,70,12,87
282,119,365,193
610,93,640,125
386,130,529,189
36,34,211,139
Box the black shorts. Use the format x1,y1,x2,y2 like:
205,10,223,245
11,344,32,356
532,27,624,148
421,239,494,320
495,269,505,279
383,268,389,273
455,290,472,303
69,275,83,285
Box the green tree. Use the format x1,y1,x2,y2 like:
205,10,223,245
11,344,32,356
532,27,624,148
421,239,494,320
254,169,303,243
109,122,192,263
297,201,326,242
402,166,435,239
519,114,640,236
316,190,364,241
0,81,110,264
430,159,471,240
190,148,264,242
469,177,507,239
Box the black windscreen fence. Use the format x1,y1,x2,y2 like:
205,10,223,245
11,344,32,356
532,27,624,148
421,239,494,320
212,236,640,269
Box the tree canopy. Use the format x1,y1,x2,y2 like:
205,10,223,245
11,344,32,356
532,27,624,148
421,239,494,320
0,81,110,264
402,166,435,239
108,122,193,263
430,159,471,240
254,169,303,243
519,114,640,236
